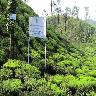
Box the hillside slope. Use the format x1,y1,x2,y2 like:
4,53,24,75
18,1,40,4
0,0,96,96
0,0,37,64
47,15,96,43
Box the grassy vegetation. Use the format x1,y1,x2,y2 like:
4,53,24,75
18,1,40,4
0,0,96,96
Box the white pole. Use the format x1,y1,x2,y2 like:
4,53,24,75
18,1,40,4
28,37,30,64
51,0,52,15
44,16,47,68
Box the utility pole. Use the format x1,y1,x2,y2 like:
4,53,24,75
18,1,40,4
51,0,53,15
57,0,61,25
24,0,29,3
57,8,59,25
84,7,89,20
9,0,16,59
64,13,67,32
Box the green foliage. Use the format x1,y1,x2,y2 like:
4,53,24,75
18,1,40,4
0,49,5,64
87,91,96,96
15,63,40,79
1,79,22,92
50,83,64,95
48,15,96,43
2,59,40,80
0,0,37,64
0,59,41,95
49,75,64,85
4,59,22,68
23,78,37,91
30,49,41,58
1,0,96,96
0,68,12,80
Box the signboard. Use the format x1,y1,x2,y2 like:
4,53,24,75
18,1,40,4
10,14,16,20
29,17,46,38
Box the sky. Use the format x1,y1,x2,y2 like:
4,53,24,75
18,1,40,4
26,0,96,20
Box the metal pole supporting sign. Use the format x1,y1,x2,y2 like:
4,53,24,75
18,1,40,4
28,37,30,64
9,0,16,59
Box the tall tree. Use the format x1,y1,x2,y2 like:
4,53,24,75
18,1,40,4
63,7,71,32
84,7,89,20
72,6,79,18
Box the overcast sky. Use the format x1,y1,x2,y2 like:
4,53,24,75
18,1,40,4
26,0,96,20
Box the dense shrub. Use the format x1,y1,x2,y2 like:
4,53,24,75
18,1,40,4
0,0,96,96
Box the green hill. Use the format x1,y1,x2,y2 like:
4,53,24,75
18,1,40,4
0,0,37,64
0,0,96,96
47,15,96,43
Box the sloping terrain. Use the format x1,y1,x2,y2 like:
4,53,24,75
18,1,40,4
0,0,96,96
